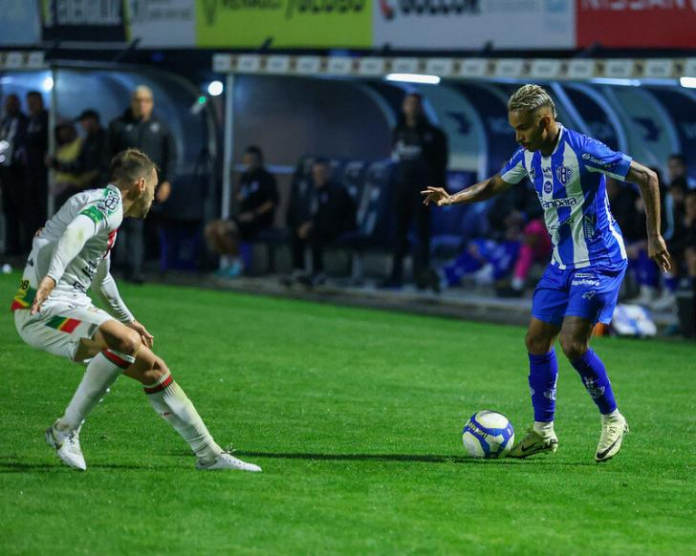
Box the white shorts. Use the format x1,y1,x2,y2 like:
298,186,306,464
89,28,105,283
14,299,115,362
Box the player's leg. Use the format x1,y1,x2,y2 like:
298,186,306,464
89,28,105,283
509,265,567,458
45,320,141,470
562,266,629,462
124,345,261,472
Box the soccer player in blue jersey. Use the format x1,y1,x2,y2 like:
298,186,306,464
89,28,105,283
422,84,671,462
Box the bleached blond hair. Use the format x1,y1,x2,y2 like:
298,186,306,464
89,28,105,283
507,84,557,118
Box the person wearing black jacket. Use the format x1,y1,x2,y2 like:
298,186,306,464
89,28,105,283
285,159,356,287
205,145,278,277
108,85,177,283
25,91,49,239
385,92,448,289
50,109,109,208
0,94,28,255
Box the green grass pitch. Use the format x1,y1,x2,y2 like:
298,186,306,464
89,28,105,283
1,272,695,554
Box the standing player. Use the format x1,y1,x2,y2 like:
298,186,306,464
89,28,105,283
12,148,261,472
423,85,670,462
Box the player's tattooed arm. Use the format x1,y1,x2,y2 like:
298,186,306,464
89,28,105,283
626,161,671,272
421,174,512,207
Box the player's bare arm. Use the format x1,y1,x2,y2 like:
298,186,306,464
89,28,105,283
421,174,513,207
625,161,671,272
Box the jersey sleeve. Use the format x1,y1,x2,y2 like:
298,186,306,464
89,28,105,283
500,148,527,185
582,138,632,180
92,255,135,323
46,214,99,284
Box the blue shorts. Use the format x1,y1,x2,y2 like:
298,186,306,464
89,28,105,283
531,262,627,326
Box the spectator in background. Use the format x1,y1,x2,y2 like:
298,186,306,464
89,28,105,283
108,85,176,283
25,91,49,237
49,109,108,209
384,92,448,290
437,181,551,295
0,94,28,255
205,145,278,278
283,159,356,288
51,120,91,209
667,153,696,190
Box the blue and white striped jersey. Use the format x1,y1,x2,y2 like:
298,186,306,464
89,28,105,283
500,125,631,270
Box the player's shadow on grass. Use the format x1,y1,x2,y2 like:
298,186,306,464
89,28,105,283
0,461,166,473
236,451,520,465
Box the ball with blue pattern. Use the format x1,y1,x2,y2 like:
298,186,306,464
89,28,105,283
462,410,515,458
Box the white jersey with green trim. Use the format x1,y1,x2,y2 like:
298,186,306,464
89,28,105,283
23,184,123,304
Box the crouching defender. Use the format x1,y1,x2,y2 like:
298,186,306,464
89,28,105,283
12,148,260,472
423,85,671,462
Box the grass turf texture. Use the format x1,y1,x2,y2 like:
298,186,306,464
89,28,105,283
0,272,695,555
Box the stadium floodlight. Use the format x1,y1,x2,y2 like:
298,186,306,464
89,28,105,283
680,77,696,89
42,76,54,92
208,80,224,96
589,77,640,87
385,73,441,85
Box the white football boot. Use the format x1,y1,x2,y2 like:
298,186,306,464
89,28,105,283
196,452,262,472
595,412,629,463
45,422,87,471
508,427,559,458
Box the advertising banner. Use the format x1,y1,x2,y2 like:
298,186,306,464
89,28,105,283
41,0,127,43
196,0,372,48
577,1,696,49
126,0,196,47
373,0,575,50
0,0,41,46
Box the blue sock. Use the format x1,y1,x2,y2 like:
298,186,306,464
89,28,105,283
570,349,617,415
528,350,558,422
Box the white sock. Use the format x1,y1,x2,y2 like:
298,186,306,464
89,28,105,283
512,276,524,291
57,349,132,431
533,421,555,435
144,373,222,463
601,409,621,424
220,255,233,268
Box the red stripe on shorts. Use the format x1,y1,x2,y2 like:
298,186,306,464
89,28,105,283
60,318,81,333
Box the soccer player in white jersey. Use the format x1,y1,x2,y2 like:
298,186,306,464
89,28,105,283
12,148,261,472
423,85,671,462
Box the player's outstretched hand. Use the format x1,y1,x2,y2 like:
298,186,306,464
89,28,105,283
128,320,154,349
648,234,671,272
31,276,56,315
421,186,451,207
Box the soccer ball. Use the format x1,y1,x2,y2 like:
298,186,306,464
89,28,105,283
462,410,515,458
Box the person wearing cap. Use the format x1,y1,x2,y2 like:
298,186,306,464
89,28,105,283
49,109,108,209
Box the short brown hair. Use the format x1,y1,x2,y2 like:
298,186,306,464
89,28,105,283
109,148,157,183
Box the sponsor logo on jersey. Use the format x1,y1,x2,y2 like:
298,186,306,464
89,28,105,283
543,180,553,194
539,196,578,209
573,279,600,287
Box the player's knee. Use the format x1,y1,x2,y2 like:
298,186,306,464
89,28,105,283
116,330,142,358
559,334,588,361
204,222,217,241
525,331,551,355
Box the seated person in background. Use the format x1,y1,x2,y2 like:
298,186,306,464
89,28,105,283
438,180,550,295
284,158,356,288
48,109,108,207
205,146,278,277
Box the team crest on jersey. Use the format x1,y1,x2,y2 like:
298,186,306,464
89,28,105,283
556,166,573,185
103,190,120,212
